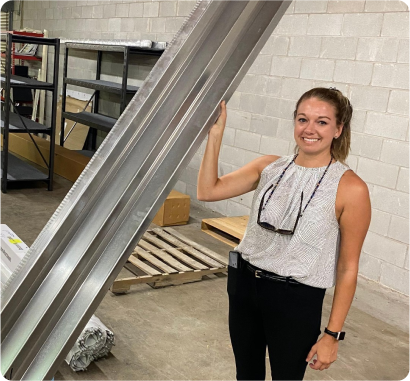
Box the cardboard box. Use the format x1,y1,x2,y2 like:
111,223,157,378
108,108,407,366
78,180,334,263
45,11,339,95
1,224,29,273
152,190,190,227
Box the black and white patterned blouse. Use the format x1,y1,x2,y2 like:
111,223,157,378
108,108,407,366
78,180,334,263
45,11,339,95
236,154,351,288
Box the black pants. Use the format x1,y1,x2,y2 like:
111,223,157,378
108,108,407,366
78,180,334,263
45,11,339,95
227,260,326,381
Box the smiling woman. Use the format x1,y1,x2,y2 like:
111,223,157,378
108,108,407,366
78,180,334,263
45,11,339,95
197,87,371,381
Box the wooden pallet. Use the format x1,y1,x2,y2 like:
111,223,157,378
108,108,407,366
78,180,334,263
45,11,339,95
201,215,249,247
110,227,228,294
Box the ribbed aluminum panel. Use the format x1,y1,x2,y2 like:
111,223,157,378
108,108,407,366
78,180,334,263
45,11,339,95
1,1,290,379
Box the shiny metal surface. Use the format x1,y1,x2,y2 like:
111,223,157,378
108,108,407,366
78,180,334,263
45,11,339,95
1,1,290,379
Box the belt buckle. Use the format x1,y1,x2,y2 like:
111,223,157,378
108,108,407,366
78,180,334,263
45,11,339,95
255,270,261,278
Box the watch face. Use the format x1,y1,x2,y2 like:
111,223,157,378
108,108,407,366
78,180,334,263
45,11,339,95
339,332,346,340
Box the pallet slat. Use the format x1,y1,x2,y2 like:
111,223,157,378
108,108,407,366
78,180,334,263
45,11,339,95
164,227,228,266
134,247,178,274
201,216,248,248
127,256,162,276
152,228,224,269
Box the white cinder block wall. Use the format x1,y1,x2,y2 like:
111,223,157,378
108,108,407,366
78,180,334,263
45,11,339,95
18,0,409,295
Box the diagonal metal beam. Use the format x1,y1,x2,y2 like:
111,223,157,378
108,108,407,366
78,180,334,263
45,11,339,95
1,1,291,379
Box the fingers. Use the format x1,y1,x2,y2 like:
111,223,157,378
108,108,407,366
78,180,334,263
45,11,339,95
309,359,331,371
306,346,316,362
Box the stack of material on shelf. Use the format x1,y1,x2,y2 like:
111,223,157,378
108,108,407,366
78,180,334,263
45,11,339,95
65,315,115,371
0,225,115,372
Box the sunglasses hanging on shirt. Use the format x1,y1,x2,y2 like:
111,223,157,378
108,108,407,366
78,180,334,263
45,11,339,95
257,154,333,235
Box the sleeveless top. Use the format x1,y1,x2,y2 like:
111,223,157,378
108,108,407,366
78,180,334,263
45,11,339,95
235,154,351,288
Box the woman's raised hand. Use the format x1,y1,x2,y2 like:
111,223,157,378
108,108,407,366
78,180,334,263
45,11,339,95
209,100,227,136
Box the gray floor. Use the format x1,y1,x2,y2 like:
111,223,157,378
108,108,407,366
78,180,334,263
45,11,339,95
1,172,409,380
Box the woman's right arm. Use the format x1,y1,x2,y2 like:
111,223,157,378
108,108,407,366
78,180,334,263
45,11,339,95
197,101,279,202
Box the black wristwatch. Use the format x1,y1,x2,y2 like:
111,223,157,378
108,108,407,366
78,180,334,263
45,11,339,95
324,327,345,340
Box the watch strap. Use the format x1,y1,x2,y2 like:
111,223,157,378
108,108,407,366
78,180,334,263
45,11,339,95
324,327,345,340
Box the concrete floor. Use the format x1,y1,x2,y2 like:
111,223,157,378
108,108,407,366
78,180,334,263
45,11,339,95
1,172,409,380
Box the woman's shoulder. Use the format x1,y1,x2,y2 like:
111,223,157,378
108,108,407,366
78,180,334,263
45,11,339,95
338,169,370,203
256,154,292,175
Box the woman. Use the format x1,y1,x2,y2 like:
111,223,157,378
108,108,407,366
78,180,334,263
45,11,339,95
197,87,371,380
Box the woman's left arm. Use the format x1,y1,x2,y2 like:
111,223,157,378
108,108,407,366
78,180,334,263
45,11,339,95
306,171,371,371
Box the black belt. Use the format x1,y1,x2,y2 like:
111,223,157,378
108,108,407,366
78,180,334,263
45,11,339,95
245,262,301,285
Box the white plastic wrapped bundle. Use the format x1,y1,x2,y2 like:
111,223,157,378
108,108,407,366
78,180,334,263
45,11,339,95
64,314,116,370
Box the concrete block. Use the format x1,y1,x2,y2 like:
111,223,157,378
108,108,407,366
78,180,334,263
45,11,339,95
53,7,62,19
249,55,272,76
365,112,408,140
242,150,263,164
380,262,409,295
92,5,103,18
129,3,144,17
150,18,166,33
37,8,47,21
275,14,309,36
179,166,198,186
264,76,283,97
382,12,409,38
372,185,409,218
356,37,399,63
103,4,116,19
359,252,381,282
71,7,81,19
387,80,408,108
115,3,129,17
156,33,175,43
372,63,409,90
260,36,289,56
300,58,335,81
232,191,255,209
144,2,159,17
369,208,391,236
165,17,185,33
327,0,365,13
120,18,134,32
237,74,267,95
264,97,295,120
234,130,261,152
108,18,121,32
280,77,314,101
345,155,358,171
239,93,267,115
133,18,149,33
388,215,409,244
250,115,279,138
294,0,327,13
288,36,321,57
350,132,383,160
381,140,409,168
81,6,93,18
363,231,407,267
220,146,246,167
225,109,252,131
159,2,177,17
334,60,373,85
228,91,241,110
350,86,389,112
218,162,234,177
70,18,86,31
365,1,408,12
206,200,228,216
259,136,290,156
342,14,383,37
320,37,357,59
397,39,409,63
396,167,409,193
173,180,187,195
406,248,409,270
307,14,343,36
46,7,54,19
222,127,236,147
357,157,399,188
177,1,196,16
277,118,296,141
313,80,349,95
226,200,251,217
270,56,301,78
185,184,198,202
350,109,366,133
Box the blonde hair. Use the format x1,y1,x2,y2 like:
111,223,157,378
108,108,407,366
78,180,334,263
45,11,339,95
293,87,353,164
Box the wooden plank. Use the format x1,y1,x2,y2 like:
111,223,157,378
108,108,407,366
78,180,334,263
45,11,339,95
127,256,162,276
202,216,248,239
143,233,208,270
163,227,229,266
152,228,224,269
111,267,226,289
133,247,178,274
200,224,238,247
138,239,192,272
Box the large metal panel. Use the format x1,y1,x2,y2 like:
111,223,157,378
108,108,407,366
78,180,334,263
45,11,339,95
1,1,290,379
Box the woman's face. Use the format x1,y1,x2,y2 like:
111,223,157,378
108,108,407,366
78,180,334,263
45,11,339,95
294,97,342,157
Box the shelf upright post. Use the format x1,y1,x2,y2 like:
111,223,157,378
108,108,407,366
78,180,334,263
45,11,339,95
120,46,130,114
2,33,13,193
91,50,103,150
48,39,60,191
60,46,69,147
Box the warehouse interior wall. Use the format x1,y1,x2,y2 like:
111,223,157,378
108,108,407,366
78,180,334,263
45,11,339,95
15,0,409,295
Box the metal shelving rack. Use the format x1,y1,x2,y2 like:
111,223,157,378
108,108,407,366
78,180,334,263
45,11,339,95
1,33,60,193
60,41,165,151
